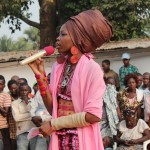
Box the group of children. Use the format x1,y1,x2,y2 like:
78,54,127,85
0,74,51,150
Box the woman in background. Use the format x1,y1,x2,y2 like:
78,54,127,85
115,108,150,150
117,74,143,119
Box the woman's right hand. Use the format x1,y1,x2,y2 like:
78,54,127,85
28,57,45,76
39,121,53,137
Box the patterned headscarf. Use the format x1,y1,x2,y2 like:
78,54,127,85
65,9,113,53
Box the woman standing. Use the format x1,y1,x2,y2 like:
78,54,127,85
117,74,143,119
29,9,112,150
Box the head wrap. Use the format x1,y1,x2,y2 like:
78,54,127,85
65,9,113,53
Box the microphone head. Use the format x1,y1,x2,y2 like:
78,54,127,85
44,46,55,56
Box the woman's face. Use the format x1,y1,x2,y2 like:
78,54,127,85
9,83,18,96
127,78,137,89
125,115,137,128
56,24,74,54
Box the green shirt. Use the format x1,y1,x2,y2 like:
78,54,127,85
119,64,139,88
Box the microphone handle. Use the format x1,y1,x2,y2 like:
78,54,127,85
19,50,46,65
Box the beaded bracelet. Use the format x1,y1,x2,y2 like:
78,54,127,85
35,73,48,97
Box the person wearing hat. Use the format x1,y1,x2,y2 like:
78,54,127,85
28,9,112,150
119,53,139,89
114,108,150,150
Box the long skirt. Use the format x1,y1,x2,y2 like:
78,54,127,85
57,129,79,150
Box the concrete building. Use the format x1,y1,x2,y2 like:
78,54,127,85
0,38,150,91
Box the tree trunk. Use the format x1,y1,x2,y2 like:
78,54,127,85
39,0,57,48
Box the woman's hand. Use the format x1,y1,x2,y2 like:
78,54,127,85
124,140,132,146
28,56,45,76
129,139,138,144
39,121,53,137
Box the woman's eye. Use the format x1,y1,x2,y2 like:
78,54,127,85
61,33,67,36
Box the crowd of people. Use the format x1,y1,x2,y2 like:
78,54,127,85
101,52,150,149
0,74,51,150
0,52,150,150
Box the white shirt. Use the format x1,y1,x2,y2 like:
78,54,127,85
12,98,36,135
28,91,51,122
118,119,149,140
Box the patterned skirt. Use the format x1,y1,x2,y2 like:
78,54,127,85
57,129,79,150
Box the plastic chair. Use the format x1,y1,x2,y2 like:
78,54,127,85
143,139,150,150
113,140,150,150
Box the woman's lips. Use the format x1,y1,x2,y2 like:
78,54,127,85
55,43,61,49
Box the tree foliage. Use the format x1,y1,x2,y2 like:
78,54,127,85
97,0,150,40
0,0,149,47
23,27,40,49
0,35,16,52
59,0,150,40
0,27,39,52
0,0,39,33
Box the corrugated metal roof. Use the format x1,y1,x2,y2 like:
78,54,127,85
97,38,150,51
0,38,150,63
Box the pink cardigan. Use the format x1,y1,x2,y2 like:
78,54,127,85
49,55,105,150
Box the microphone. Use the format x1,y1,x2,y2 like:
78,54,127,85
19,46,55,65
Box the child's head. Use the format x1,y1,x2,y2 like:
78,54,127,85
102,136,114,148
102,59,110,72
11,75,19,83
106,77,115,86
143,72,150,86
0,75,5,92
18,78,28,85
7,80,19,97
19,83,30,99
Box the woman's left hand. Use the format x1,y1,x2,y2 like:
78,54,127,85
39,121,53,137
129,139,138,144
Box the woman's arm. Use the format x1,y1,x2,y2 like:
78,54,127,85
114,130,125,144
131,129,150,144
85,112,100,123
28,58,53,114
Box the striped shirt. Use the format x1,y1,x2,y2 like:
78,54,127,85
0,92,11,129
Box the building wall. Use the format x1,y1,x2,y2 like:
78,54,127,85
96,52,150,74
0,51,150,91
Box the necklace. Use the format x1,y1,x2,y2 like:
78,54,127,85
61,61,74,89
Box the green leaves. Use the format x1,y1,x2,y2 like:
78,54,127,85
0,0,34,33
58,0,150,40
96,0,150,40
0,27,39,52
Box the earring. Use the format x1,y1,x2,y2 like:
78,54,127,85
70,46,79,64
57,54,66,64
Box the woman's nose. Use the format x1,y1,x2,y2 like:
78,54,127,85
56,35,60,41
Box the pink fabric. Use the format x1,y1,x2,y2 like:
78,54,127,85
49,55,105,150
